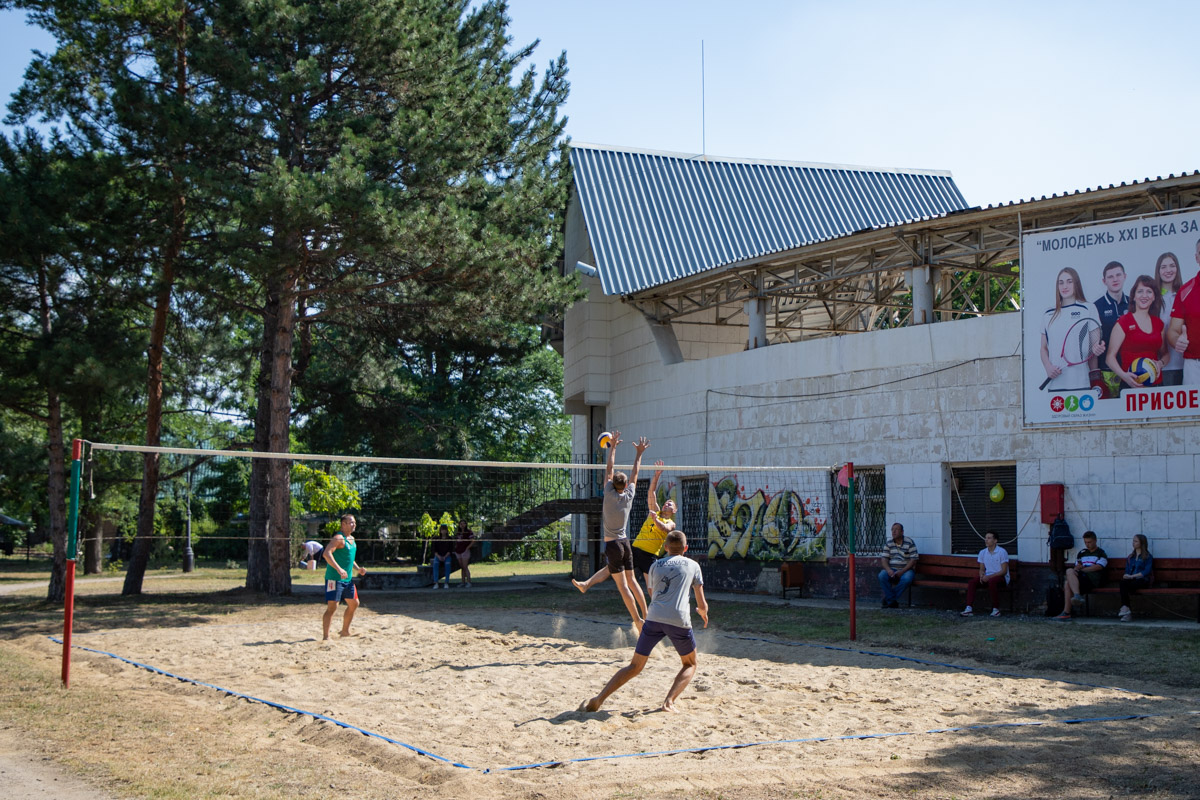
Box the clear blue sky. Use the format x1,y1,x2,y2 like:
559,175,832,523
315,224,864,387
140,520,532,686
4,1,1198,208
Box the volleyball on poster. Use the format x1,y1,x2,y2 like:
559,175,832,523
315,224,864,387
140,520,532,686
1021,207,1200,425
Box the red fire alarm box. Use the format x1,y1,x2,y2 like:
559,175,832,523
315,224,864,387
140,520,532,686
1040,483,1064,524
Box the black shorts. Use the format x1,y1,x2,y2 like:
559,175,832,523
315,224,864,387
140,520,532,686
632,546,657,575
604,539,634,574
1078,571,1104,594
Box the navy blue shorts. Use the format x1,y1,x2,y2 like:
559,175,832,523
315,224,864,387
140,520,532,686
325,579,358,603
635,620,696,657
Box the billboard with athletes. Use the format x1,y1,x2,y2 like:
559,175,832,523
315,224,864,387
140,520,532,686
1022,207,1200,426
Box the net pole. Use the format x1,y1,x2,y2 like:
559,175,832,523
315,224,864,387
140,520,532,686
847,462,856,641
61,438,83,688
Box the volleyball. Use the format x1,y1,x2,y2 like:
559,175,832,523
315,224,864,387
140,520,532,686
1129,357,1160,385
598,431,613,449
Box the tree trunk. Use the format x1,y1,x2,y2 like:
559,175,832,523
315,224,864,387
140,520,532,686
123,11,188,595
45,390,68,603
246,269,296,596
265,267,298,595
83,508,102,574
246,285,278,591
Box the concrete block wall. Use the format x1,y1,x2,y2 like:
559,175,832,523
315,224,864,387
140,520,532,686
565,289,1200,565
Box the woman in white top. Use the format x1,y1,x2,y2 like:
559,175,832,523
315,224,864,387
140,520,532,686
1156,251,1184,385
961,531,1010,617
1040,267,1103,391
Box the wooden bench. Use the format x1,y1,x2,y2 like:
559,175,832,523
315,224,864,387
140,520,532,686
779,562,804,599
906,554,1020,611
1081,557,1200,622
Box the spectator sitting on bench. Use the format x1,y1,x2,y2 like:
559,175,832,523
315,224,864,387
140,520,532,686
962,531,1010,618
1053,530,1108,621
877,522,918,609
1118,534,1154,622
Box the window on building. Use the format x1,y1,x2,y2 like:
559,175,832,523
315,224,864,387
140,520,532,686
828,467,887,556
679,475,709,545
950,465,1017,556
629,478,650,540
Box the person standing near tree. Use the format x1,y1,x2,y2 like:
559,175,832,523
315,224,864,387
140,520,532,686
322,514,366,639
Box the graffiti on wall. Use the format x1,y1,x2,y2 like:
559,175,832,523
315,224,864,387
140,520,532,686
706,476,827,562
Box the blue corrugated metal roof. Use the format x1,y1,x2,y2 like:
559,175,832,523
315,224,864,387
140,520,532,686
570,144,970,296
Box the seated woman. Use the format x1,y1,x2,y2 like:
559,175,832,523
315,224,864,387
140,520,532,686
1106,274,1165,393
430,524,454,589
1118,534,1153,622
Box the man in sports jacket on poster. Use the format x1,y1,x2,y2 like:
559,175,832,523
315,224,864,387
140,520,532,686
1094,261,1128,396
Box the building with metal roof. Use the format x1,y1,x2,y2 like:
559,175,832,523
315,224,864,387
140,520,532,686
569,143,969,296
561,146,1200,608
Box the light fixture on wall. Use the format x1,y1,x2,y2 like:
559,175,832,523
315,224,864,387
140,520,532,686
575,261,598,277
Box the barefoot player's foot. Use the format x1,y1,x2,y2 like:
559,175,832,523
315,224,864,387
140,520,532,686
572,579,587,593
339,631,358,638
661,698,679,713
581,697,603,712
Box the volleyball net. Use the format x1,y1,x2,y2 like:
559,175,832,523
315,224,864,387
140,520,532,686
74,441,841,565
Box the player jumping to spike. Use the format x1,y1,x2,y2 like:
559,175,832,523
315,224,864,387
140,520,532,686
572,431,650,632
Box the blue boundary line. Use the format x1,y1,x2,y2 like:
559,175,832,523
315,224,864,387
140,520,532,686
48,637,472,770
52,615,1199,774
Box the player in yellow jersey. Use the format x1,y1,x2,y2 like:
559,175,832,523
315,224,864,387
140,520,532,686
631,461,676,578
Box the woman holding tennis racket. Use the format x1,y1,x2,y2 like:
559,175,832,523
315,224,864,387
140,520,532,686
1106,274,1166,392
1040,267,1104,391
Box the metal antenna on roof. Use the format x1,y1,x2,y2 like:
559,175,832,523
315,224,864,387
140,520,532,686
701,40,706,155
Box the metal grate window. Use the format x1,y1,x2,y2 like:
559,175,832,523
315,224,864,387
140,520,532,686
679,475,709,543
950,465,1017,556
828,467,887,556
629,478,650,539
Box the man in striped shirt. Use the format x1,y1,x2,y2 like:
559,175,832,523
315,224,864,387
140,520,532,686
878,523,918,609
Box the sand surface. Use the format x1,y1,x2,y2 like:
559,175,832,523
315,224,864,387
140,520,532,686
27,602,1200,798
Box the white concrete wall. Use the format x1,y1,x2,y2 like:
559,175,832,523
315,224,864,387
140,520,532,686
565,288,1200,561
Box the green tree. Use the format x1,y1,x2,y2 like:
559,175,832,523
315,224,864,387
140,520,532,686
196,0,578,595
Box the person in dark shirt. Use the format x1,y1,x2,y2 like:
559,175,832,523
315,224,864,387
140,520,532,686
1094,261,1128,396
1053,530,1108,621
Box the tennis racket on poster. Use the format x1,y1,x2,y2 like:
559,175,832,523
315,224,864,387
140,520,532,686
1039,317,1102,390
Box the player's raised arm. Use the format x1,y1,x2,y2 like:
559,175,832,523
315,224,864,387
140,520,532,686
647,460,665,514
603,430,622,485
629,437,649,487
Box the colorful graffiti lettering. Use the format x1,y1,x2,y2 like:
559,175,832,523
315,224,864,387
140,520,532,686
706,476,826,561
